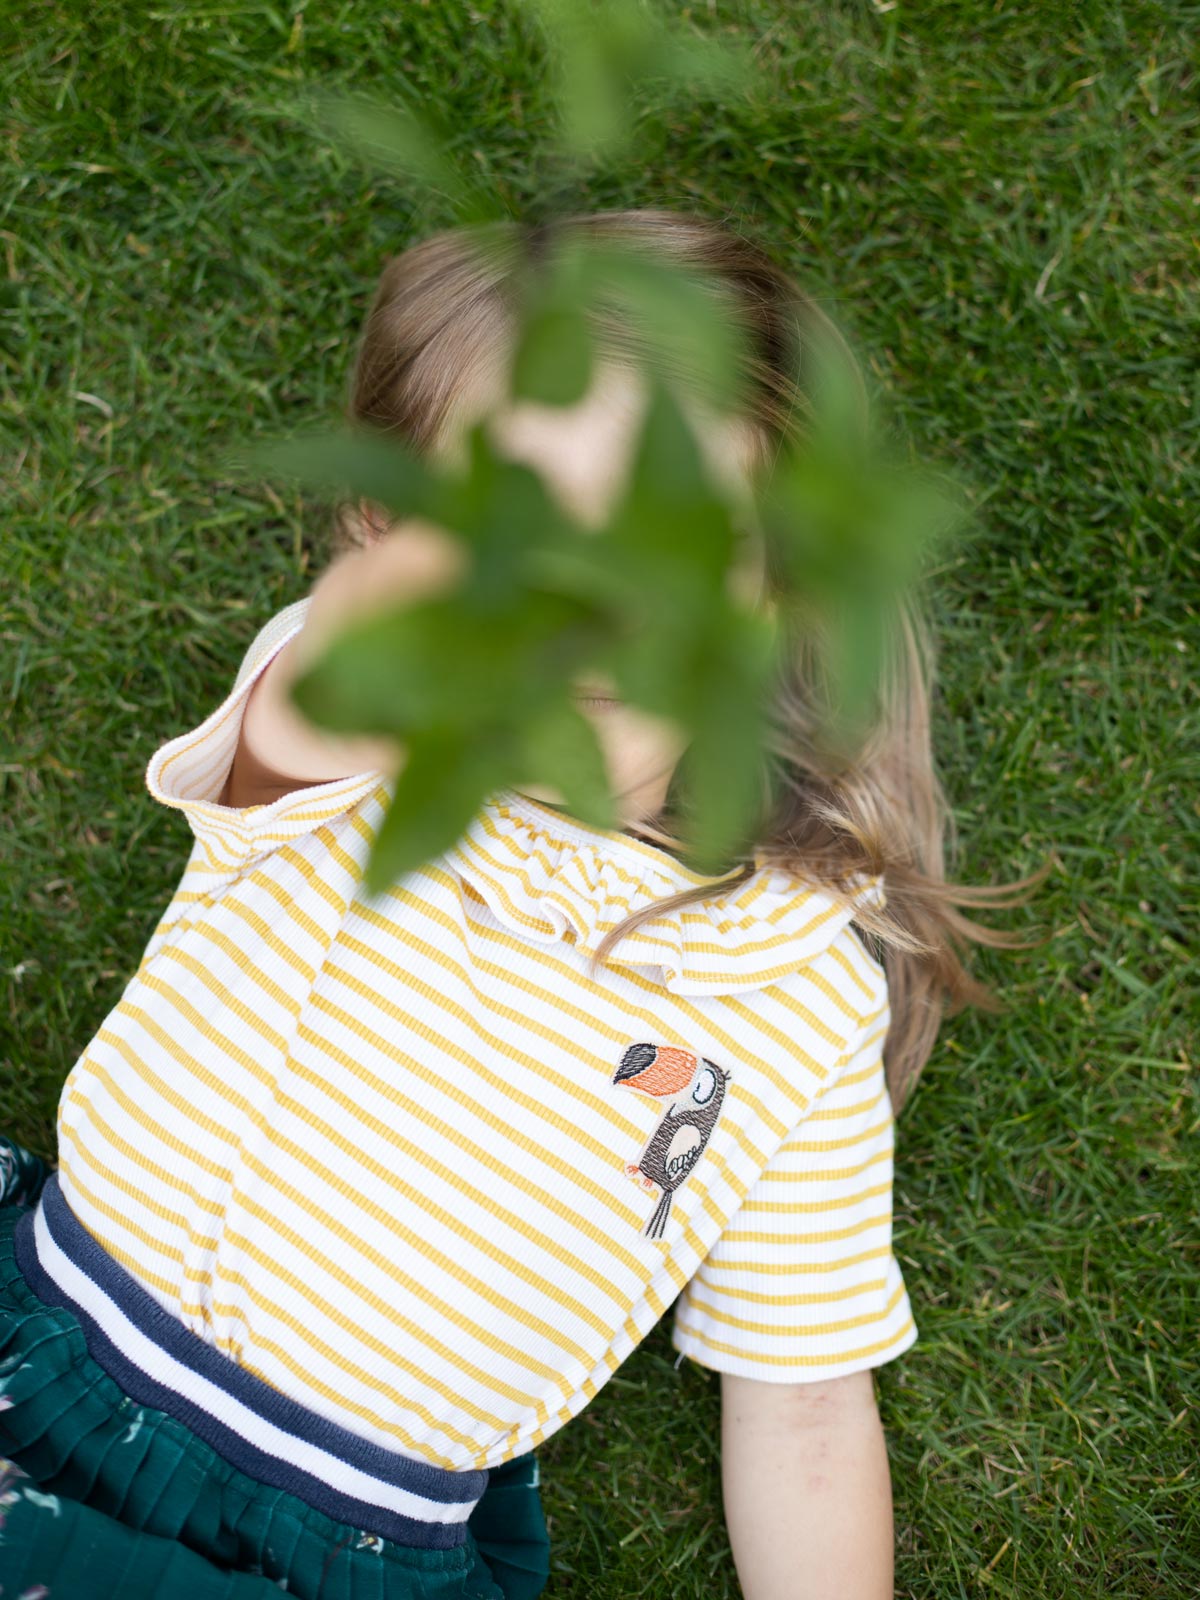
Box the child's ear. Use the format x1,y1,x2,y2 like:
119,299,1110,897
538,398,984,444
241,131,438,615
357,499,391,546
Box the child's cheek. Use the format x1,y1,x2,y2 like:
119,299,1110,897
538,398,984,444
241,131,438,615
590,706,687,809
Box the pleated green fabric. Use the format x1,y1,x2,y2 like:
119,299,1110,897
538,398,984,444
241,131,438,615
0,1146,551,1600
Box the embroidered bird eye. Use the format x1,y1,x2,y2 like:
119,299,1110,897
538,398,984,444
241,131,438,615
691,1066,718,1105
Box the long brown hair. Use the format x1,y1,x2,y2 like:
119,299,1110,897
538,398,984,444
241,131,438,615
337,207,1038,1111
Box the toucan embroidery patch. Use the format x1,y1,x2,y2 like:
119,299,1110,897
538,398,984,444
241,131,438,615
612,1043,731,1238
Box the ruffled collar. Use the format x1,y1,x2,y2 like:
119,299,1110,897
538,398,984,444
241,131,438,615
443,787,882,996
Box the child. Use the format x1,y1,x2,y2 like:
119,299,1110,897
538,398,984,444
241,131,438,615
1,208,1022,1599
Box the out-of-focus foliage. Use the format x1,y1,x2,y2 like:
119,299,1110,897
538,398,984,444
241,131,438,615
514,0,755,164
254,0,960,892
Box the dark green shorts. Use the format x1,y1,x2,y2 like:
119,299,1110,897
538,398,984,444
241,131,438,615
0,1140,550,1600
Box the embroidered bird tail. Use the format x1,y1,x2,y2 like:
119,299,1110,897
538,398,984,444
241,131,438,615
643,1189,673,1240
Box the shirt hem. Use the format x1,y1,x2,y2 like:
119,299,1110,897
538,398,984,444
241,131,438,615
670,1314,919,1384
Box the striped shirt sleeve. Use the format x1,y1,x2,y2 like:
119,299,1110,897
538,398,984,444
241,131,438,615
143,597,383,871
671,977,918,1382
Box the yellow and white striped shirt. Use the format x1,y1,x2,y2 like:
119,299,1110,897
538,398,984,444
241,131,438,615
54,599,917,1473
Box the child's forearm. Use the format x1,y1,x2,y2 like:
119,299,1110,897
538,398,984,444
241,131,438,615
720,1370,894,1600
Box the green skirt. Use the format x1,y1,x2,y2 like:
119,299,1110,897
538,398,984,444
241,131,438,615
0,1141,550,1600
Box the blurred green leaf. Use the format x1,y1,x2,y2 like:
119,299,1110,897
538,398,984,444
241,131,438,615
677,607,779,873
244,429,444,523
518,0,754,164
511,302,594,406
576,238,749,415
292,584,619,737
288,609,438,737
364,729,513,891
658,30,756,100
751,329,966,753
311,92,502,225
599,372,741,636
511,230,749,414
516,700,619,832
522,0,663,161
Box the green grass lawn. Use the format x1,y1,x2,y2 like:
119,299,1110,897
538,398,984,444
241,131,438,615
2,2,1196,1594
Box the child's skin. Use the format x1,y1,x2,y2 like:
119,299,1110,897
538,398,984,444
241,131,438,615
231,359,896,1600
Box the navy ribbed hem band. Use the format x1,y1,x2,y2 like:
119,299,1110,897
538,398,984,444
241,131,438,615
12,1175,488,1548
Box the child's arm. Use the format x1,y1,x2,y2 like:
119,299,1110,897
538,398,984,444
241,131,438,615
226,521,469,807
720,1369,894,1600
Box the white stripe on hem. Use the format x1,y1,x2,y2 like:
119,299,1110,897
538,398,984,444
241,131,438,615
30,1203,476,1527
